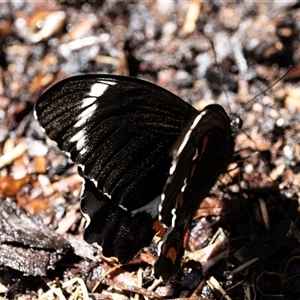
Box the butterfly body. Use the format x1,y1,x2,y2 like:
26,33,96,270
35,74,234,282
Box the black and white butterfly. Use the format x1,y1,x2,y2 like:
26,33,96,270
34,74,238,282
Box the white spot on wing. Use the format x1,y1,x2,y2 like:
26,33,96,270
78,163,85,172
176,111,205,157
76,80,117,128
168,110,206,179
90,178,98,188
82,212,91,228
99,80,117,87
157,194,178,253
181,178,187,192
170,207,177,228
158,195,164,221
81,96,96,108
88,80,117,98
33,110,38,121
34,110,47,133
169,160,176,175
70,129,86,151
103,191,111,199
89,82,109,97
63,150,71,158
79,147,88,155
79,177,91,227
74,103,97,128
156,205,178,256
118,204,128,211
157,112,210,256
75,136,86,151
192,148,198,160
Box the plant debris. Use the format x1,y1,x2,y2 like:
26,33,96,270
0,1,300,299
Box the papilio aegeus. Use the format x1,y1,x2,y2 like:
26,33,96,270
34,74,238,282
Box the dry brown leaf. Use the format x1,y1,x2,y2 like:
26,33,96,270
0,175,29,197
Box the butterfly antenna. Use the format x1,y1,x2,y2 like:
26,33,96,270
239,65,292,113
210,39,291,188
235,66,292,185
209,39,232,113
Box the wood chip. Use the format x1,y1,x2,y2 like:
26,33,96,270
182,1,202,34
0,142,27,169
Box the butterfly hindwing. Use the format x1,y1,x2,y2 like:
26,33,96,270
159,104,233,226
81,175,159,263
155,104,233,282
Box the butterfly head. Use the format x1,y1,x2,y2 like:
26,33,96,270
229,113,243,138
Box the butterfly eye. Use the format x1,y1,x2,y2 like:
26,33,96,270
230,114,243,136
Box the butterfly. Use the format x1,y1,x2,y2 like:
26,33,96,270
34,74,237,282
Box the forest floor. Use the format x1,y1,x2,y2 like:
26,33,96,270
0,1,300,299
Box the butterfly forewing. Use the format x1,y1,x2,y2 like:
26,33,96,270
35,75,196,210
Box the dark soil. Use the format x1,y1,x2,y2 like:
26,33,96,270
0,1,300,299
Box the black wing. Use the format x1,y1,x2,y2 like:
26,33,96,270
155,104,234,282
35,74,197,264
80,176,161,263
35,74,196,211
